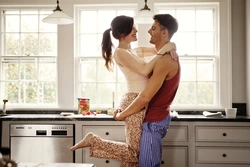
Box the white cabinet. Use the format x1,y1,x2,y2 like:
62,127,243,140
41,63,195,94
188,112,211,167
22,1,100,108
195,125,250,167
161,146,188,167
82,124,189,167
196,126,250,142
82,125,125,167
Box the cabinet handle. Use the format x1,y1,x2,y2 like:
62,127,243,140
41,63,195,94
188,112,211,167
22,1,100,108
105,132,109,135
161,161,164,164
222,154,227,157
222,133,227,136
105,160,110,163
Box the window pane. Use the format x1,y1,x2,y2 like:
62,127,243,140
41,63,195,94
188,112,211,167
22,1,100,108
21,33,38,56
197,82,216,105
180,58,196,81
5,15,20,32
3,82,19,103
99,83,115,107
20,82,38,103
80,34,98,56
80,59,97,82
21,15,38,32
176,10,195,31
20,58,37,80
39,33,57,56
39,82,56,103
38,58,57,81
196,32,214,55
80,11,98,33
173,82,196,104
1,58,19,80
196,10,214,31
175,32,195,55
80,83,97,104
197,58,216,81
97,11,116,33
5,33,20,55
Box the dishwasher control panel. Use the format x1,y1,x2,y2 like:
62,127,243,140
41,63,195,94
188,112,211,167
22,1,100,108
10,124,74,136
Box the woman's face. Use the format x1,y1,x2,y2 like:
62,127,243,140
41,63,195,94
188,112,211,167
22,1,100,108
124,26,138,43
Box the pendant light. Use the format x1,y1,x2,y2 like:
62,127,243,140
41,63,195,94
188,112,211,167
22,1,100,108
42,0,74,25
140,0,151,11
135,0,153,24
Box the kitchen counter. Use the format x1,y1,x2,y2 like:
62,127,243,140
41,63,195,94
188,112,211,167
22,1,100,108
17,162,95,167
0,113,250,122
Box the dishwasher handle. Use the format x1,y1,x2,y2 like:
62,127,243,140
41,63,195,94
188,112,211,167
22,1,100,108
36,130,47,136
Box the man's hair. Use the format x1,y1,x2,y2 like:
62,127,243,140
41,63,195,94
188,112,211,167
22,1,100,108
153,14,178,40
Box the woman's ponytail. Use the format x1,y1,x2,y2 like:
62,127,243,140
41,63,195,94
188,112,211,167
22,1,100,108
101,28,114,71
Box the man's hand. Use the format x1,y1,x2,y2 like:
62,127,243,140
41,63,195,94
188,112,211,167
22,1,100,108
113,109,125,121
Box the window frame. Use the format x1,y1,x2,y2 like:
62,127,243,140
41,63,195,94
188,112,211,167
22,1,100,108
0,6,59,108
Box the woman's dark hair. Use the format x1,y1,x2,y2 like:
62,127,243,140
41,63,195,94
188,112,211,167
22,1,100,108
153,14,178,40
101,15,134,71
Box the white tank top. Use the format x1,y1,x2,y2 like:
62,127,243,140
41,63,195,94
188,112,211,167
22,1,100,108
114,48,148,93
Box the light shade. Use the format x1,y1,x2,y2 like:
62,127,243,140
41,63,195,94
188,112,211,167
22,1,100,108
42,0,74,25
42,10,74,25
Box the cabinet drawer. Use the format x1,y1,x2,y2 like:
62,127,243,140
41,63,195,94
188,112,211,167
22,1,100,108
196,147,250,164
161,146,188,167
196,126,250,142
163,125,188,142
83,125,125,141
84,148,121,167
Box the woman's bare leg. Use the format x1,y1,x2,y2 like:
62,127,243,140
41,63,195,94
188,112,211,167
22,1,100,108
70,132,94,151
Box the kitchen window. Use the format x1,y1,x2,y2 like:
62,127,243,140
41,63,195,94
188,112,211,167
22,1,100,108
75,1,231,110
0,8,58,107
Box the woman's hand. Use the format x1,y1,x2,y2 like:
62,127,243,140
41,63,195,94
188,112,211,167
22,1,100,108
113,109,125,121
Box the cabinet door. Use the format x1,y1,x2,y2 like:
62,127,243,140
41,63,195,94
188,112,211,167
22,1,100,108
163,125,188,142
82,125,124,166
161,146,188,167
84,148,121,167
196,126,250,142
196,147,250,164
83,125,125,141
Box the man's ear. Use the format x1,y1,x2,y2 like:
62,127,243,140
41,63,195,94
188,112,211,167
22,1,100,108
162,29,169,37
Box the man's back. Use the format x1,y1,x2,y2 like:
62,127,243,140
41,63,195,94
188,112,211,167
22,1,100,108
144,54,180,122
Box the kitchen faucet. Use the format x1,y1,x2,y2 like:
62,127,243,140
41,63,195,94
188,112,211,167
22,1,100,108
2,99,8,115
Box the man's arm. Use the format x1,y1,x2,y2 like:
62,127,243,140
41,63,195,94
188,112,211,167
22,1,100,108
114,55,172,120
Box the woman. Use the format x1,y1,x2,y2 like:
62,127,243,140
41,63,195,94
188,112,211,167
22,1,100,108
70,15,177,167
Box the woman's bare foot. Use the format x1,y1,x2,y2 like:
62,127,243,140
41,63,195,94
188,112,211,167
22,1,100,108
70,132,94,151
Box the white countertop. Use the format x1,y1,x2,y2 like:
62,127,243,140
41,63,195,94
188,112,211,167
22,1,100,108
17,162,95,167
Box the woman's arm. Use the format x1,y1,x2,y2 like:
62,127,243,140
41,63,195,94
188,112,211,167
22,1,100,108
157,42,176,55
134,47,157,57
135,42,177,58
114,49,162,77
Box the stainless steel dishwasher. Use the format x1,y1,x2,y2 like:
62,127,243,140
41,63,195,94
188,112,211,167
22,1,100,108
10,124,74,163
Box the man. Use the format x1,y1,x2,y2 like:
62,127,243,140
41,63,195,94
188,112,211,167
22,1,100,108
114,14,180,167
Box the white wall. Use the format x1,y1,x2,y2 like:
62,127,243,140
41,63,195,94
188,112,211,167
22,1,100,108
246,0,250,116
232,0,246,103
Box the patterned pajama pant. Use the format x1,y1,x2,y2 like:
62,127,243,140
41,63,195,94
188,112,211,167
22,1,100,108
89,92,146,167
